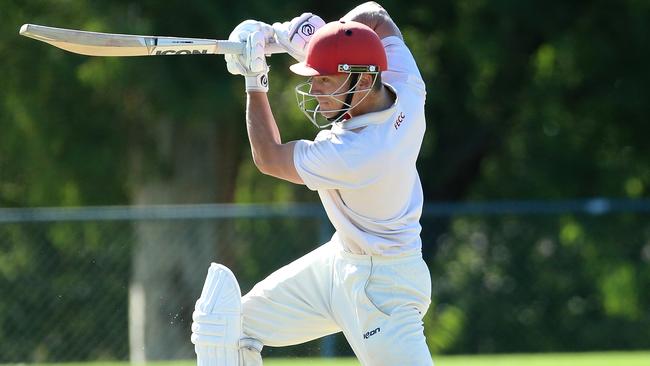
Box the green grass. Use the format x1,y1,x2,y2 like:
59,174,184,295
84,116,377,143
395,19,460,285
14,352,650,366
433,352,650,366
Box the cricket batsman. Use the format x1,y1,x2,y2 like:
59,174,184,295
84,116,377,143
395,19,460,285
190,2,432,365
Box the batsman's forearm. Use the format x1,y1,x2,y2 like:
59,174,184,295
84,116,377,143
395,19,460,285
246,92,282,171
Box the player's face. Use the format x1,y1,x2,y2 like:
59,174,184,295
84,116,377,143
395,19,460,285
309,74,351,118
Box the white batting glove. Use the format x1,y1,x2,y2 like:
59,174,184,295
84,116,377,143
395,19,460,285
225,20,274,92
272,13,325,62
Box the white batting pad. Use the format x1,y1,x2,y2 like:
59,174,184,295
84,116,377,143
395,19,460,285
191,263,242,366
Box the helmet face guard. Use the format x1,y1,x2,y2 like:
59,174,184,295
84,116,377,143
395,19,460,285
295,64,380,129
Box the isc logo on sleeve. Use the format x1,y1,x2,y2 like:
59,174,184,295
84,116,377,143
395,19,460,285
393,112,406,130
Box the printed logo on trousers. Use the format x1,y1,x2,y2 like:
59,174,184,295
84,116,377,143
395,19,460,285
363,327,381,339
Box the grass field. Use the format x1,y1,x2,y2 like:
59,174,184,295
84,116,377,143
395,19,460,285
20,351,650,366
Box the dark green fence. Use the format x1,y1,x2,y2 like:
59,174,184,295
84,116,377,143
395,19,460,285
1,200,649,362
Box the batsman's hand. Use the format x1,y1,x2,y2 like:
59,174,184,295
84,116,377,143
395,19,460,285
226,20,274,92
273,13,325,62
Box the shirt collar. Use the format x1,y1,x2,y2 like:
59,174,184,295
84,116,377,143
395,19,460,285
334,83,399,131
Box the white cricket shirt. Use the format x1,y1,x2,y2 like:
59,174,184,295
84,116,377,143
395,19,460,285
293,36,427,256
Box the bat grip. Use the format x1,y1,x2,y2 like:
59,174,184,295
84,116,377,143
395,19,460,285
217,40,286,55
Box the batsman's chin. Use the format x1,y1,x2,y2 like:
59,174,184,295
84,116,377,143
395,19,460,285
319,109,338,119
316,103,339,117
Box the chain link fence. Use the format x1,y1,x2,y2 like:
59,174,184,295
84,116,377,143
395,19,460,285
1,200,649,362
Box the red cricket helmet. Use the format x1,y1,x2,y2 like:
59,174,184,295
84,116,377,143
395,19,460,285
290,20,388,76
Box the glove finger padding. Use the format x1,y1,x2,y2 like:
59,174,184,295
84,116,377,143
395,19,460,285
246,31,267,74
225,54,246,76
229,20,275,44
243,31,269,93
273,12,325,62
225,20,274,76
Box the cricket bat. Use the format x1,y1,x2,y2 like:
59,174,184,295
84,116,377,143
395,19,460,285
19,24,286,56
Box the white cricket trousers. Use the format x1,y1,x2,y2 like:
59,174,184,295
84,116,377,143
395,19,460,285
241,240,433,366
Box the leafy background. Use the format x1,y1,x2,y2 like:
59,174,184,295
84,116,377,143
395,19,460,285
1,0,649,362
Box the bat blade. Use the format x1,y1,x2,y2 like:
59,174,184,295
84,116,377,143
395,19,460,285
19,24,284,56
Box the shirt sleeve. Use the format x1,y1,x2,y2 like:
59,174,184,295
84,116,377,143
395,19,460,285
381,36,426,92
293,135,383,191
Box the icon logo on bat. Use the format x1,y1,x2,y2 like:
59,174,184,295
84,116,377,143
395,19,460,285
154,49,209,55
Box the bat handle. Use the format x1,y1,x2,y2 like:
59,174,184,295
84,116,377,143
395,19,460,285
263,42,287,55
217,40,286,55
